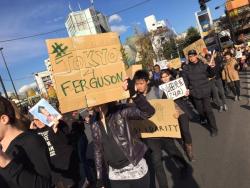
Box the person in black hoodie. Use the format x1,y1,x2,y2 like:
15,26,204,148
0,96,52,188
182,49,218,137
30,118,80,188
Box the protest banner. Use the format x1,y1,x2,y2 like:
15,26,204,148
46,32,129,113
155,60,169,70
29,98,62,127
168,58,182,69
183,39,207,58
131,99,181,138
159,77,187,100
126,64,142,79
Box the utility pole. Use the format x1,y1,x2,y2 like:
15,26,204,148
0,48,19,100
0,75,8,99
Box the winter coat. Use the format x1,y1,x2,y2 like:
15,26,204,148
222,58,240,82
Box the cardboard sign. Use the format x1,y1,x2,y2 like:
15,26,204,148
126,64,142,79
183,39,207,58
155,60,169,70
29,99,62,127
159,78,187,100
46,33,129,113
169,58,182,69
131,99,181,138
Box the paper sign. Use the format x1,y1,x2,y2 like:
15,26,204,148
29,99,62,127
126,64,142,79
155,60,169,70
183,39,207,58
131,99,181,138
159,78,187,100
169,58,182,69
46,33,129,113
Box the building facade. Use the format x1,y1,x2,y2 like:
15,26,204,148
65,7,110,37
34,70,53,95
226,0,250,42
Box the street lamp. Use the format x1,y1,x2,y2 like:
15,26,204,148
0,48,19,100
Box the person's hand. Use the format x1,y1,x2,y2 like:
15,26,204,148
52,120,60,133
30,121,37,130
185,89,190,96
122,76,129,91
173,110,180,119
0,148,12,168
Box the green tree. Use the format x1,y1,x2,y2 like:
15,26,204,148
120,46,129,69
184,27,201,47
135,32,156,69
163,38,179,60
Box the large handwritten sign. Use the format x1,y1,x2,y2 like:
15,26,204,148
131,99,181,138
169,58,181,69
126,64,142,79
159,78,187,100
46,32,129,113
183,39,207,58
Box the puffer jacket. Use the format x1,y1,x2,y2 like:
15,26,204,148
182,60,216,99
222,58,240,82
90,94,155,181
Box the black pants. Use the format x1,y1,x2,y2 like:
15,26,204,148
210,79,223,107
229,80,240,97
179,113,192,144
110,171,150,188
215,79,226,105
193,97,218,132
145,138,187,188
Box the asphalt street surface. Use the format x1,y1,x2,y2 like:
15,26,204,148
165,69,250,188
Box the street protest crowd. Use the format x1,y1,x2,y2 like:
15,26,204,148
0,43,249,188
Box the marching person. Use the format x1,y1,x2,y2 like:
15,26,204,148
222,52,241,101
0,96,53,188
87,79,155,188
160,69,194,161
133,70,189,188
182,49,218,137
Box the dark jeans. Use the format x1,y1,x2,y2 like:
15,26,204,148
110,171,150,188
145,138,187,188
210,79,223,107
229,80,241,97
193,97,218,132
215,79,226,105
179,113,192,144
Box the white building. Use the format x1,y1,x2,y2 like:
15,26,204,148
34,71,53,95
65,7,110,37
144,15,175,61
144,15,167,32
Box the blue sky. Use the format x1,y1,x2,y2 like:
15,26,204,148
0,0,225,93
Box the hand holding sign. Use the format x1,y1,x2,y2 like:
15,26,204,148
159,78,187,100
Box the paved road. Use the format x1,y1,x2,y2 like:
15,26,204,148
165,69,250,188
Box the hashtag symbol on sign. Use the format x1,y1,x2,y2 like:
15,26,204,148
51,43,68,58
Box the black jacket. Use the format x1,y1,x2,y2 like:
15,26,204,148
182,60,215,99
0,132,52,188
90,94,155,180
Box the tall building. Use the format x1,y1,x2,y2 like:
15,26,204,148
225,0,250,42
144,15,175,61
144,15,167,32
34,71,53,95
65,7,110,37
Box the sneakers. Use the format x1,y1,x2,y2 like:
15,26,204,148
210,130,218,137
219,106,223,113
224,104,228,111
200,119,208,125
238,96,241,101
234,96,238,101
